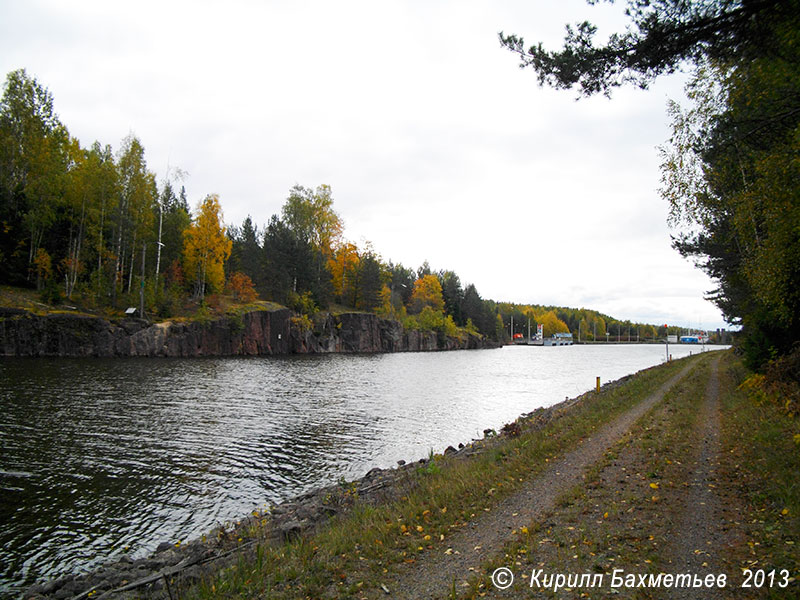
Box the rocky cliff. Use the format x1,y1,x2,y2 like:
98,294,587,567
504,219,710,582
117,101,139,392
0,307,495,358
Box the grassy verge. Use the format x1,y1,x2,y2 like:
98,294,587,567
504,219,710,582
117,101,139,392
179,356,696,599
458,350,799,599
459,351,715,598
0,284,286,324
719,353,800,598
0,284,96,317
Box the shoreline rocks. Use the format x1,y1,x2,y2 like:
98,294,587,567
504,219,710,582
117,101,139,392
0,307,498,358
22,374,638,600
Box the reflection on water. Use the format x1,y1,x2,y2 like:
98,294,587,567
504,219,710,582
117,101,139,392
0,344,723,592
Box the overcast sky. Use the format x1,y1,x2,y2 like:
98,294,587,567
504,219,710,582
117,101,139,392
0,0,728,330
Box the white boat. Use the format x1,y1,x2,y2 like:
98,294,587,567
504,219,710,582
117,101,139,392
527,324,573,346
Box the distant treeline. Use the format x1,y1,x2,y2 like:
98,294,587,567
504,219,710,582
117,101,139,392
1,68,695,343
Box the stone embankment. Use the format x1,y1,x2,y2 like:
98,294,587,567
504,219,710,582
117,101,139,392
22,379,625,600
0,307,495,357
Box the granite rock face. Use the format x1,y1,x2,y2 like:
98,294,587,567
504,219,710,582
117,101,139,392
0,307,292,357
0,308,495,357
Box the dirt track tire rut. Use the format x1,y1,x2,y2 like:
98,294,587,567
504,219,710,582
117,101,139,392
380,360,698,599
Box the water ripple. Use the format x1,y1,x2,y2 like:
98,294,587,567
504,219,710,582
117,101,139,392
0,345,723,593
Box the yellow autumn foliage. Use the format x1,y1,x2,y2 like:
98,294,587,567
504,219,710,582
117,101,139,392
536,310,570,338
409,274,444,315
183,194,232,299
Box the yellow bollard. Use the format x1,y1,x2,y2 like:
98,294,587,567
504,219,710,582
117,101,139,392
596,376,601,392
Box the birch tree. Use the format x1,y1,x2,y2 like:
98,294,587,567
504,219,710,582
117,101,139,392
0,69,68,278
183,193,232,300
114,134,156,297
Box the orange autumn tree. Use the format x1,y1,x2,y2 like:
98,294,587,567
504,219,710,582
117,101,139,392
227,271,258,303
328,241,359,304
183,194,232,301
33,248,52,290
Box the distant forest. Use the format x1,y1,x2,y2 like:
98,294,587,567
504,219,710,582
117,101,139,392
0,68,695,344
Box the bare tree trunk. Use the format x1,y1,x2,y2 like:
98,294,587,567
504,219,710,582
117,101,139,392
65,213,76,298
28,226,43,281
118,241,126,297
139,242,146,318
198,252,208,301
155,201,163,279
97,196,105,280
127,231,137,294
66,196,87,299
112,199,125,302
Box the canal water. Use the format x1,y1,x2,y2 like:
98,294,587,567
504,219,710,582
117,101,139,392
0,343,723,592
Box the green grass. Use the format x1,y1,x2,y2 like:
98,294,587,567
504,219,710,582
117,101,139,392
327,303,373,316
0,284,93,316
0,283,287,325
459,353,715,598
719,353,800,598
455,351,800,599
